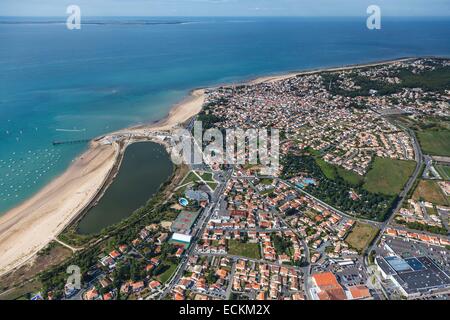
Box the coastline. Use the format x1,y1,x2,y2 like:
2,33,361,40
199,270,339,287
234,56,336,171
0,57,422,276
246,56,417,85
0,89,205,276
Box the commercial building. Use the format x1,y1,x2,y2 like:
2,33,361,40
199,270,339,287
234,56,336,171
170,233,193,248
376,255,450,298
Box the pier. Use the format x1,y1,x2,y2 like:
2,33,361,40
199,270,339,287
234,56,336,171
52,139,91,146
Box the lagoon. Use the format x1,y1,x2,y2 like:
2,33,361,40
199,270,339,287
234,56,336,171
76,141,173,234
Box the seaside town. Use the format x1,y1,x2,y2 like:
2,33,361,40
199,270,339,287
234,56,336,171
1,57,449,302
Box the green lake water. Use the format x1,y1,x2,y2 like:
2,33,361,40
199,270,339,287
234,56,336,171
76,141,173,234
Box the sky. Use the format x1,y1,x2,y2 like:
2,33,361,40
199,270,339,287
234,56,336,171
0,0,449,17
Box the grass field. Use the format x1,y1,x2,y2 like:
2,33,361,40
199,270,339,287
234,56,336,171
336,167,364,185
157,263,177,283
228,240,261,259
412,179,449,206
435,165,450,181
199,172,214,182
426,206,438,216
260,178,274,185
363,157,416,196
261,188,275,195
183,171,216,184
314,156,363,185
417,129,450,156
345,222,379,253
315,158,337,180
207,181,218,190
181,171,201,184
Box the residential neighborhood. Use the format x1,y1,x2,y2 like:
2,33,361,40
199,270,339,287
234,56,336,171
2,57,449,303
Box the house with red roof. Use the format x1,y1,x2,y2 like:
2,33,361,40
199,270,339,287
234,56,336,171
310,272,347,300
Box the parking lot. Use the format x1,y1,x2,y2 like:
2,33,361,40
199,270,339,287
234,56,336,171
380,236,449,272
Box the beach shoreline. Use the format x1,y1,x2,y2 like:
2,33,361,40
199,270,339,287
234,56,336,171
0,57,420,277
0,89,205,277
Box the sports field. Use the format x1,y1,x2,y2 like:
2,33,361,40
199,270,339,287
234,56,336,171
363,157,416,196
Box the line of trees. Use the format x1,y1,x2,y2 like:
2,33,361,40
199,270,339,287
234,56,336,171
281,153,394,221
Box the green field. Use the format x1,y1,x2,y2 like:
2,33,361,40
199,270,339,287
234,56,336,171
181,171,201,184
199,172,214,182
426,206,438,216
417,129,450,156
207,181,218,190
435,165,450,181
412,179,449,206
315,158,337,180
314,157,364,185
157,263,177,283
261,188,275,195
345,222,379,253
259,178,274,185
363,157,416,196
306,146,364,185
228,240,261,259
336,167,364,185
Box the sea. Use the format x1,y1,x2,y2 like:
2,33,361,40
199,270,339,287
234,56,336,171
1,16,450,214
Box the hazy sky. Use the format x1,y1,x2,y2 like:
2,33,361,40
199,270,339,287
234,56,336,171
1,0,449,17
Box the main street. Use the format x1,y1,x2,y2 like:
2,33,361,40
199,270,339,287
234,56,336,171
157,167,232,299
247,177,312,295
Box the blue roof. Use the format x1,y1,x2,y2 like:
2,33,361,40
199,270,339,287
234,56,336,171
385,256,413,273
405,257,426,271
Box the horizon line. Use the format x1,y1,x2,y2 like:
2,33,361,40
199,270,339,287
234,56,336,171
1,15,450,18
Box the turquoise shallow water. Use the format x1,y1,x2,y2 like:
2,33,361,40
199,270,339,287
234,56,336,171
1,16,450,214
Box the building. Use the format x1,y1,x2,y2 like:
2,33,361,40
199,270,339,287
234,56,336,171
376,255,450,299
185,189,209,202
347,285,372,300
310,272,347,300
170,233,193,247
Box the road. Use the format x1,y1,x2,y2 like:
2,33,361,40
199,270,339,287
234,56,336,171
158,168,232,299
158,115,426,300
225,262,236,299
247,178,312,294
195,252,306,274
53,238,82,252
281,179,382,227
365,124,424,262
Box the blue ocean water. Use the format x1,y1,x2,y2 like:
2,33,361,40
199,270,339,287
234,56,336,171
0,16,450,214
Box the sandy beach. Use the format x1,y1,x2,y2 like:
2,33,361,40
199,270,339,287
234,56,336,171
0,89,205,276
249,57,415,84
0,57,413,276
